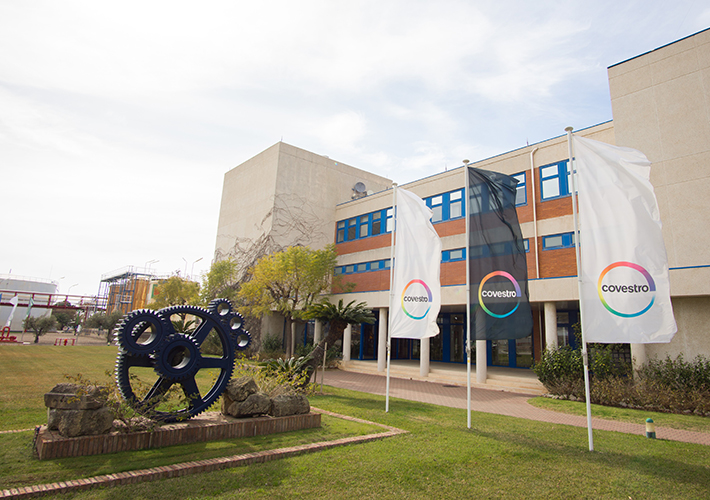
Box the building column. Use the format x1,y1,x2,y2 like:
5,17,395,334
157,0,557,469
343,324,352,362
631,343,647,376
420,337,430,377
290,321,296,358
544,302,558,351
476,340,487,383
377,308,387,372
314,320,322,345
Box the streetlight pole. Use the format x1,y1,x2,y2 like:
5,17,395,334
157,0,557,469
190,257,203,280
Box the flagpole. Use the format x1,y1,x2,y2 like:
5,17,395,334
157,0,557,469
386,183,397,413
566,126,594,452
465,168,472,429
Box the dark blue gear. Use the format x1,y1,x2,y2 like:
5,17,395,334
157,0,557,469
114,301,238,423
207,298,252,351
152,333,201,381
114,309,168,356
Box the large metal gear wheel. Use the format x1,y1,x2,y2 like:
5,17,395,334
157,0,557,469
114,309,168,356
115,302,240,422
207,298,252,351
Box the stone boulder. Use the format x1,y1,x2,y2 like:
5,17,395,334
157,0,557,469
269,394,310,417
226,392,272,417
221,376,258,414
47,407,114,437
45,384,113,437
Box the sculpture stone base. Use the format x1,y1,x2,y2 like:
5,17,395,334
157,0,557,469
35,411,321,460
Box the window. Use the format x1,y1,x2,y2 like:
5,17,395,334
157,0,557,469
512,172,526,206
540,160,571,201
523,239,530,252
336,208,392,243
442,248,466,262
424,188,465,223
335,259,391,275
542,232,576,250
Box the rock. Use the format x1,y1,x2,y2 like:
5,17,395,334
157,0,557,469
221,377,259,414
47,407,114,437
269,394,310,417
44,383,108,410
226,392,272,417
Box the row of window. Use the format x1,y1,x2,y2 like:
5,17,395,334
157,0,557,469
337,161,574,245
334,248,469,275
335,234,573,276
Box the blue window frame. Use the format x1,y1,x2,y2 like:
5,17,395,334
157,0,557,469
424,188,465,223
441,248,466,263
540,160,572,200
542,232,576,250
335,259,392,275
523,238,530,253
337,208,393,243
512,172,526,206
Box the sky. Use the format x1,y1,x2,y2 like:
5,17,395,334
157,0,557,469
1,0,708,297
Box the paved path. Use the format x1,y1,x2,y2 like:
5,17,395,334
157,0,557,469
322,369,710,446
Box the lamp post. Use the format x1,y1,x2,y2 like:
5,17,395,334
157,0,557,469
145,259,158,274
182,258,187,278
190,257,203,280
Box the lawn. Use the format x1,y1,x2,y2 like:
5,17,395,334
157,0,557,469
1,345,709,499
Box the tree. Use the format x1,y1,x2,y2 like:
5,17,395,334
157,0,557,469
86,310,124,343
199,258,240,306
52,309,77,330
23,315,58,343
148,276,200,309
238,245,338,356
305,299,376,379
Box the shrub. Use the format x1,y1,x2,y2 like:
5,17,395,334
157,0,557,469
232,356,313,396
261,333,284,357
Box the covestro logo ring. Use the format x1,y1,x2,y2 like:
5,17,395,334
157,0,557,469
597,261,656,318
478,271,521,318
401,279,432,320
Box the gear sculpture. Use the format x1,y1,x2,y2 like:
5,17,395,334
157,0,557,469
114,299,251,423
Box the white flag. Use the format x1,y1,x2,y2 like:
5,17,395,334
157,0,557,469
389,189,442,339
5,296,19,327
575,136,676,343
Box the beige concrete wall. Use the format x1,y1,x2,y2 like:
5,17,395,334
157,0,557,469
609,29,710,274
646,296,710,359
215,142,392,260
273,143,391,250
215,143,280,259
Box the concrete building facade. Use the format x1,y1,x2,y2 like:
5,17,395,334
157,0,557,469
215,28,710,382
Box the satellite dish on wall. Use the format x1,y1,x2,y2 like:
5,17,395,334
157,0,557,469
354,182,367,194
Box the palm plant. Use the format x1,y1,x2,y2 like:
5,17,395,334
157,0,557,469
305,299,376,379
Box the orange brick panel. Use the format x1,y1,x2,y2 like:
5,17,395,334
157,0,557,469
538,247,577,278
434,218,465,238
336,234,391,255
441,261,466,286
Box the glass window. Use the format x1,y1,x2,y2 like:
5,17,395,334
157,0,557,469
386,207,394,232
540,161,570,200
542,232,575,250
357,263,368,272
449,249,463,260
345,265,355,274
512,172,526,206
336,221,345,243
347,218,357,240
359,214,369,238
372,211,382,235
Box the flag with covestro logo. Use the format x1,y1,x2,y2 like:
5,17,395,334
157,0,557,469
389,188,442,339
574,136,676,343
467,167,533,340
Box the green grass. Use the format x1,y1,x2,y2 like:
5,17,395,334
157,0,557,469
2,346,710,499
529,397,710,433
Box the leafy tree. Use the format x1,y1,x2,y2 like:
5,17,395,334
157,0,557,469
238,245,338,356
148,275,200,309
52,310,77,330
23,315,58,343
305,298,376,379
86,310,124,343
199,258,240,306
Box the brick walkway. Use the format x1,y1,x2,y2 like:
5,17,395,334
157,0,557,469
322,369,710,446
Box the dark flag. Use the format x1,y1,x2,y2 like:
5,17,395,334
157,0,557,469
467,167,533,340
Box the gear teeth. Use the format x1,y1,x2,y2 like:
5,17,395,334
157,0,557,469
113,299,240,423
